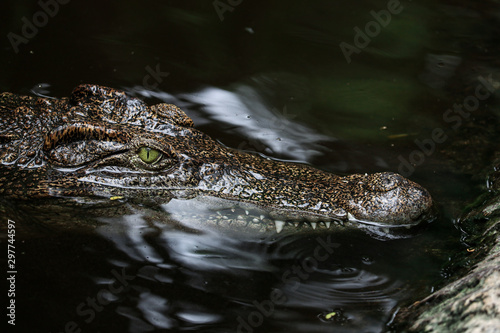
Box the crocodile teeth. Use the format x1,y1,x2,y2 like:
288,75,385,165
294,222,300,228
245,210,249,215
275,220,285,233
311,222,317,229
325,222,331,229
347,212,356,221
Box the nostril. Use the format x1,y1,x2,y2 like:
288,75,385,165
352,172,434,224
367,172,401,192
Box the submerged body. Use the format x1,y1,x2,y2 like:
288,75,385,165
0,85,433,233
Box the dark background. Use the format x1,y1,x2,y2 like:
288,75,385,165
2,0,500,332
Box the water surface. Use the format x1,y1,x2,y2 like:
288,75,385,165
1,0,500,332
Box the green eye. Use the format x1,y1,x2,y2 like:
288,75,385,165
138,147,161,164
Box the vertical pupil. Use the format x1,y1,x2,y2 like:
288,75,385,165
139,147,160,163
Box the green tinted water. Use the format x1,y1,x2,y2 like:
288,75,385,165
1,0,500,332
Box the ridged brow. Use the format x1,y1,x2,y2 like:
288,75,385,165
43,122,131,152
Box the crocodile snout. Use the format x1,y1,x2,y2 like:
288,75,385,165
344,172,433,226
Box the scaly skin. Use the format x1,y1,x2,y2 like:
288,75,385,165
0,85,433,233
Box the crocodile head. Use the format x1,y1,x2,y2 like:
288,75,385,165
0,85,433,234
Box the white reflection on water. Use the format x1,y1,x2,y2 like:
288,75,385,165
186,85,332,161
97,213,164,263
93,209,407,332
128,78,332,163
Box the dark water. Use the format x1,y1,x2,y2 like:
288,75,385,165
2,0,500,332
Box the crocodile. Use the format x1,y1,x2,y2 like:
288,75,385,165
0,84,433,234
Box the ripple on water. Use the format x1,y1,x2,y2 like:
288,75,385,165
90,211,409,332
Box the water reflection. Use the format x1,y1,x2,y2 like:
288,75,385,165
186,85,330,161
84,209,412,332
128,75,333,164
127,75,393,173
3,0,497,332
